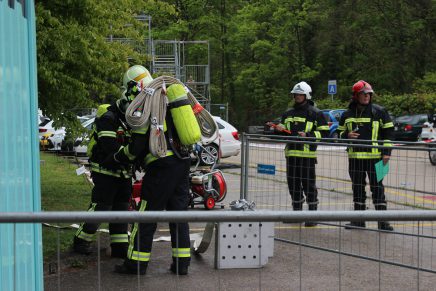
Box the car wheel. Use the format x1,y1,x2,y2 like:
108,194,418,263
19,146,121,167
429,150,436,166
199,144,219,166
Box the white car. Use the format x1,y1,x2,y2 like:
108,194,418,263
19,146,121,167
39,118,66,151
198,116,241,165
73,117,95,156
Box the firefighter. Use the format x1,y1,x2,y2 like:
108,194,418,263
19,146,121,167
337,80,394,231
73,65,153,257
112,83,193,275
275,81,330,226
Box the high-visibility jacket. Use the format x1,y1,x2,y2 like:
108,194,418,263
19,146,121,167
279,101,330,158
337,102,394,159
88,105,132,178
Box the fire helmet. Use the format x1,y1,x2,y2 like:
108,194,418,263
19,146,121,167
290,81,312,100
122,65,153,90
352,80,374,99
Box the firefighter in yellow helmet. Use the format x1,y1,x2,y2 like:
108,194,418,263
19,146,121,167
113,83,194,276
73,65,153,257
274,81,329,227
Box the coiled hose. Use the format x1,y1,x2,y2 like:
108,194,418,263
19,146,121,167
125,76,219,158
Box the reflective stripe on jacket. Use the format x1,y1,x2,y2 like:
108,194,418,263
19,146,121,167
337,103,393,159
281,101,329,158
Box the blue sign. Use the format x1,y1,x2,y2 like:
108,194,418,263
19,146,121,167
328,80,337,94
257,164,276,175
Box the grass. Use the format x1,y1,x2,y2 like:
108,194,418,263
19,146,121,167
40,152,92,262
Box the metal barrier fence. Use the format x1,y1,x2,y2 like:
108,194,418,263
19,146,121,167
2,211,436,290
239,134,436,280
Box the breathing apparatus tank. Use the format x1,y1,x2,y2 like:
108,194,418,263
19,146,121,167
166,84,201,145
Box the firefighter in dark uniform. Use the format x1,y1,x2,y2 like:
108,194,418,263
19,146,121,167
73,65,153,257
112,83,192,275
275,81,329,226
337,80,394,231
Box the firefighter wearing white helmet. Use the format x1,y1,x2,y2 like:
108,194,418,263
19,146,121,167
274,81,329,226
290,81,312,100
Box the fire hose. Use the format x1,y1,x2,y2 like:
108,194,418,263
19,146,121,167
125,76,219,158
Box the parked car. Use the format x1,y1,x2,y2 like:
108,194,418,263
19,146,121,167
72,117,95,156
321,109,345,138
393,114,428,141
39,118,66,151
198,116,241,165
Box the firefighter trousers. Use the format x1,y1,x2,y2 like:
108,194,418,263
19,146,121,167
127,156,191,266
348,158,387,208
75,172,131,244
286,156,318,210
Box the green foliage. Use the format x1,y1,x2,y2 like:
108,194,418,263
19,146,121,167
40,152,92,260
36,0,436,131
375,93,436,116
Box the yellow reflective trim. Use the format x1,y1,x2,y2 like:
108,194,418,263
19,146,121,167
294,117,306,122
284,117,293,124
305,121,313,132
337,125,346,130
172,248,191,258
132,126,149,134
75,203,97,239
129,250,151,262
90,162,131,178
317,125,330,130
372,121,379,154
382,122,394,128
134,72,149,82
348,152,381,159
314,131,321,140
98,131,117,138
285,149,316,158
76,231,94,242
111,234,129,243
127,200,147,259
144,151,174,166
123,145,136,161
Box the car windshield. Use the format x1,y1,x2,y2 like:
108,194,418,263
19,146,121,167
395,115,427,124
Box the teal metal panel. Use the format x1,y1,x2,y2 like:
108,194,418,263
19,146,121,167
0,0,43,290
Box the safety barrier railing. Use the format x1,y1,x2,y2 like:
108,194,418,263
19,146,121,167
2,210,436,290
238,134,436,282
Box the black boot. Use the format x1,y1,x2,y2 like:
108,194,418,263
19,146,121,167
345,203,366,229
304,203,318,227
170,258,190,275
73,236,92,255
114,260,147,275
110,243,128,259
378,222,394,231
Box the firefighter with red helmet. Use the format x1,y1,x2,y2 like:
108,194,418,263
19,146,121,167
275,81,330,226
337,80,394,231
73,65,153,257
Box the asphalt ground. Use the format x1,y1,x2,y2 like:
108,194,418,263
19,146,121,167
44,145,436,290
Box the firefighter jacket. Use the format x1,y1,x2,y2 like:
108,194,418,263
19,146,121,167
114,115,180,167
280,101,330,158
88,105,132,178
337,102,394,159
